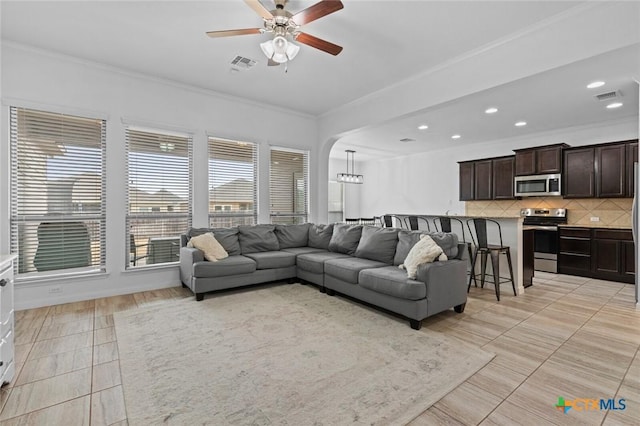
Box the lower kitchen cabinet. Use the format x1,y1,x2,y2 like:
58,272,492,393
558,227,634,284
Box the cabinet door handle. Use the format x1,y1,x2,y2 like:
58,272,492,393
0,279,6,287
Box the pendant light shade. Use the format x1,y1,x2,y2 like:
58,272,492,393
336,150,363,184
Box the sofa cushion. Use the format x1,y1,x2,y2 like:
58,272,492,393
324,257,388,284
354,226,398,264
359,266,427,300
328,224,362,255
401,234,448,279
192,255,256,278
297,252,351,274
280,247,327,256
308,224,334,250
238,225,280,254
243,251,297,270
394,231,459,265
275,224,310,248
187,227,241,256
187,232,228,262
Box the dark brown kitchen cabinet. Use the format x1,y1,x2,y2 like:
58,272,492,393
458,161,475,201
492,156,515,199
514,144,566,176
474,160,493,200
558,227,591,278
563,147,595,198
595,143,626,198
591,229,634,284
626,141,638,197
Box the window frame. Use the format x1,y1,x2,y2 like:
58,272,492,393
269,146,310,225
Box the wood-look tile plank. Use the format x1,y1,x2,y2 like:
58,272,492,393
0,368,91,420
408,406,466,425
0,395,90,426
90,385,126,426
132,288,177,308
91,360,121,393
41,308,94,327
93,342,119,366
15,347,93,386
94,295,137,317
93,327,116,346
480,400,558,426
28,332,93,360
14,307,49,323
466,361,528,400
433,382,503,425
13,328,39,346
36,318,93,341
94,315,114,330
48,300,94,315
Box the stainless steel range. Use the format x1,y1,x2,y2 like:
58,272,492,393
521,208,567,273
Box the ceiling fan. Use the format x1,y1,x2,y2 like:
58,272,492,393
206,0,344,66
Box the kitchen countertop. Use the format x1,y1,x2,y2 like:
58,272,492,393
396,214,523,220
558,224,632,230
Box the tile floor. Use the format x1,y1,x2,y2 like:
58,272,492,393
0,274,638,425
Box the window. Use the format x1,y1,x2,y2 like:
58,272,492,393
126,128,192,267
269,147,309,224
10,107,106,277
208,138,257,227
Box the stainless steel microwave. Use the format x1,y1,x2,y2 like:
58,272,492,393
514,174,562,197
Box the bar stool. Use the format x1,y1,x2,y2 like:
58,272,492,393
435,216,475,287
382,214,405,228
345,218,360,224
404,215,431,231
359,217,376,225
466,218,516,301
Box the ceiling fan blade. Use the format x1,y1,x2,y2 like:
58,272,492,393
267,59,281,66
291,0,343,25
206,28,262,38
243,0,274,20
296,32,343,56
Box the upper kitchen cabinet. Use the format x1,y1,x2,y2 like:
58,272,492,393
514,144,568,176
474,159,493,200
563,147,595,198
492,156,515,199
626,140,638,197
458,161,475,201
595,143,626,198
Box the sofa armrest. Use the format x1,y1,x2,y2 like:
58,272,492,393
179,247,204,287
416,259,467,314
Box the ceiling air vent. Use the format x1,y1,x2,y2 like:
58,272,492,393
594,90,622,101
399,138,415,143
230,55,257,71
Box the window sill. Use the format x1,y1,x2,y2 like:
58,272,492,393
15,269,109,287
123,262,179,273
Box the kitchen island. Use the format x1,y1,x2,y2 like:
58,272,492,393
393,214,526,295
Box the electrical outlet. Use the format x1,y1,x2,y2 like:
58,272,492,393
49,286,62,294
590,217,600,222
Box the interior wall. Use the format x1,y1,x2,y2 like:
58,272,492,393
0,43,318,309
358,118,639,219
328,156,362,219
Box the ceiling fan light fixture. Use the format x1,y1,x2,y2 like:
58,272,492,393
260,36,300,63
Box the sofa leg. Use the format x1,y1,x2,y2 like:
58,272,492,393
287,278,296,284
410,319,422,330
195,293,204,301
181,282,187,288
454,303,466,313
319,286,326,293
326,288,335,296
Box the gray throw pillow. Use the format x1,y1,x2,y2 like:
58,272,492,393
238,225,280,254
275,223,310,248
354,226,399,264
308,224,334,249
187,227,241,256
394,230,458,265
328,224,362,255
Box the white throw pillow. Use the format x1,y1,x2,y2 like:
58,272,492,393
187,232,228,262
400,234,448,279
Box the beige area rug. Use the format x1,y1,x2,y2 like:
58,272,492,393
114,284,494,425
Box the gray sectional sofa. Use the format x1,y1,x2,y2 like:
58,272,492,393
179,223,467,329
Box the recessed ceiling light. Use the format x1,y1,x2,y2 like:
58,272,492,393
417,124,429,130
606,102,623,109
587,81,605,89
485,107,498,114
451,134,461,139
515,121,527,127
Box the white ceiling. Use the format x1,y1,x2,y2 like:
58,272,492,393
2,1,638,162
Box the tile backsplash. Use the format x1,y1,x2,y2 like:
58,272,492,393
465,198,633,228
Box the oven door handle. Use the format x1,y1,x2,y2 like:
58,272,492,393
523,226,559,231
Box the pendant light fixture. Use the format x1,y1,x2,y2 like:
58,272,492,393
336,150,363,184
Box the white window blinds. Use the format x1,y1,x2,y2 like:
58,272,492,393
126,128,192,267
269,147,309,224
10,107,106,276
208,138,257,227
